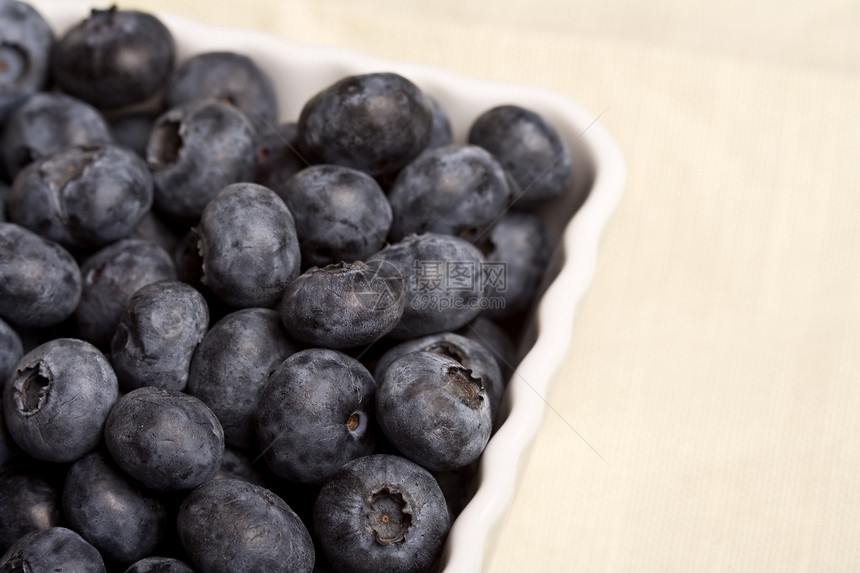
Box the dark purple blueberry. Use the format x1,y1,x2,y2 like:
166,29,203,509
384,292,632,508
109,112,158,158
0,469,61,553
214,447,269,487
8,144,153,247
468,104,573,208
376,352,491,471
374,331,504,421
165,51,278,134
279,164,392,268
123,557,196,573
0,317,22,383
130,209,180,254
478,210,551,318
253,122,306,192
388,144,510,241
1,92,112,179
255,349,376,484
177,478,314,573
297,73,433,177
104,387,224,491
146,99,256,221
110,281,208,392
431,460,479,519
0,407,19,470
458,316,518,384
197,182,301,308
62,450,166,564
52,7,175,110
76,238,176,349
367,233,486,339
186,308,297,450
0,526,105,573
0,1,54,125
278,261,404,349
2,338,118,463
0,223,82,329
313,454,449,573
425,96,453,150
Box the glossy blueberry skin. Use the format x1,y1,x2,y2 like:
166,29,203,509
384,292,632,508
104,387,224,491
297,72,433,177
177,478,315,573
109,112,158,159
255,349,376,484
468,104,572,208
146,99,256,221
197,182,301,308
0,0,54,125
63,450,167,564
0,223,82,329
388,144,510,241
110,281,208,392
3,338,118,463
479,210,551,318
0,469,61,554
52,7,175,110
0,317,22,383
374,332,504,422
9,144,153,247
376,352,491,471
1,92,112,180
313,454,450,573
280,164,392,268
367,233,486,339
253,122,306,192
123,557,196,573
186,308,297,450
165,51,278,134
279,261,405,349
76,238,176,349
425,96,453,150
0,527,106,573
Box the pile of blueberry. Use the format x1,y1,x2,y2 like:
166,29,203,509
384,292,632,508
0,2,575,572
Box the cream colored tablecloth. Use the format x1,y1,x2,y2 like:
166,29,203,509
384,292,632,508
124,1,860,570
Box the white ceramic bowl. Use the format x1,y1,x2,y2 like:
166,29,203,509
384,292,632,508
28,1,626,570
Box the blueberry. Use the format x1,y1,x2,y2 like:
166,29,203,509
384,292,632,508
130,209,180,255
110,112,158,158
0,0,54,125
76,238,176,349
123,557,196,573
477,210,551,318
0,223,82,329
165,51,278,134
313,454,449,573
0,317,23,383
146,99,256,221
297,72,433,176
197,182,301,308
186,308,297,450
367,233,486,339
104,386,224,491
52,7,175,110
387,144,511,241
110,281,208,392
376,352,491,471
0,407,19,470
373,331,504,422
0,527,105,573
278,261,404,349
279,164,392,268
214,447,270,487
177,478,314,573
8,144,153,247
62,450,167,564
3,338,118,463
255,348,376,484
0,469,61,553
425,96,454,150
0,183,8,220
253,122,306,192
1,92,112,179
468,104,573,208
458,316,517,384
